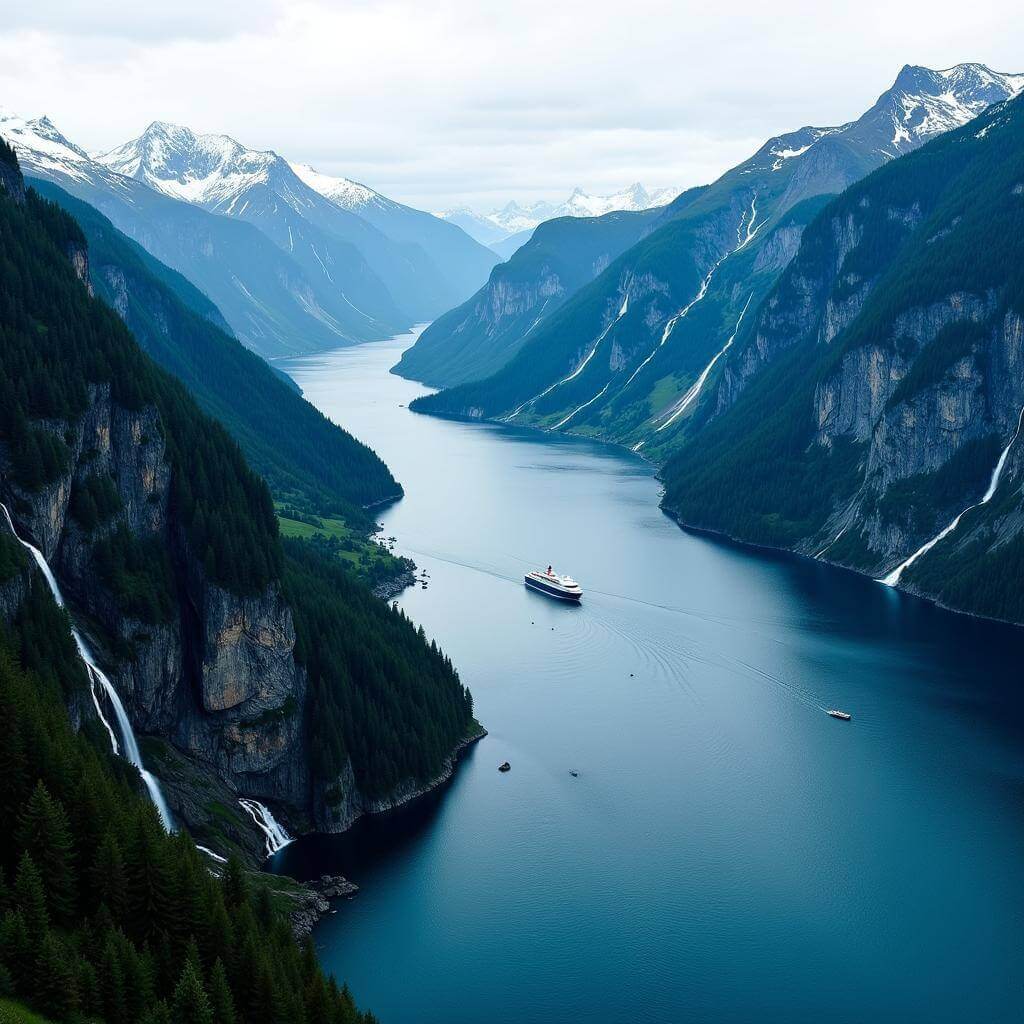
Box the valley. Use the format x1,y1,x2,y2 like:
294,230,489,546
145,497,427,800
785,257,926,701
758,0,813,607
274,329,1024,1024
1,28,1023,1024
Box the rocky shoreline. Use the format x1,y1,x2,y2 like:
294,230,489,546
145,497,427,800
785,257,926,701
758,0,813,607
281,724,487,936
284,874,361,938
372,567,417,602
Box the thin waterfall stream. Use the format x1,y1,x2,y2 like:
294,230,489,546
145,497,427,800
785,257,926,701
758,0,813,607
1,501,175,831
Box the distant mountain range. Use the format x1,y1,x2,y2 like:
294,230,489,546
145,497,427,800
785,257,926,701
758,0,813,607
410,63,1024,442
0,113,496,358
442,182,681,251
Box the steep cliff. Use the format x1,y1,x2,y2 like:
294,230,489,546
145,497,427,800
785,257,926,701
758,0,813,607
0,164,475,863
662,92,1024,624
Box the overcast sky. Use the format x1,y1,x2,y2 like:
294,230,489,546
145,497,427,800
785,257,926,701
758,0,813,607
0,0,1020,212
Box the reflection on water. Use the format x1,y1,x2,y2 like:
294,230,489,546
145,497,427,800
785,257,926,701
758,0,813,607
276,330,1024,1024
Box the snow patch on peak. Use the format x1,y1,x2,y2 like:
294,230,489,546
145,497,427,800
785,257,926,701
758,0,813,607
0,110,92,181
463,182,681,238
290,162,387,212
881,62,1024,153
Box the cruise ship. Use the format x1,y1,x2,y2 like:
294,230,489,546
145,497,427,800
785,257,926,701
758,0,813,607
524,567,583,602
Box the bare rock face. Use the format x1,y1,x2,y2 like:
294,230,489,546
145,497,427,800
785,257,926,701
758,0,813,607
66,241,93,295
201,584,297,713
0,375,319,860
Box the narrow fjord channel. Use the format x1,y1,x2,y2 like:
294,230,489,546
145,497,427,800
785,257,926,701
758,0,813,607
275,330,1024,1024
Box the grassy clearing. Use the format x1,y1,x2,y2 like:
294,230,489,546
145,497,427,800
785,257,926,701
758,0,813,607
275,506,411,589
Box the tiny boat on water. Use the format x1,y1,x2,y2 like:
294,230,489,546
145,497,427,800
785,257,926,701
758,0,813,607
498,761,511,773
524,566,582,602
826,709,852,721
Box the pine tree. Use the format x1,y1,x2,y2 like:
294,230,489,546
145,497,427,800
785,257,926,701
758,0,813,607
101,932,130,1024
222,855,248,910
139,1001,173,1024
75,955,102,1018
0,911,31,993
13,853,47,939
33,930,78,1020
171,958,214,1024
209,957,237,1024
16,780,77,924
91,833,129,922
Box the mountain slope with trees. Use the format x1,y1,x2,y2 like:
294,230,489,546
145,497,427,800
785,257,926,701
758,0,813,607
412,65,1023,456
0,148,476,864
661,91,1024,623
393,200,686,387
0,595,375,1024
30,179,400,521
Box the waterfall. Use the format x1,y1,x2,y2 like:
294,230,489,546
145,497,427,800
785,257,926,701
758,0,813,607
617,194,763,400
196,844,228,865
0,502,174,831
656,294,753,432
239,798,292,856
879,404,1024,587
506,293,630,422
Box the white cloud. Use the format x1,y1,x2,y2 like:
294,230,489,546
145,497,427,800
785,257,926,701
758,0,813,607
0,0,1018,210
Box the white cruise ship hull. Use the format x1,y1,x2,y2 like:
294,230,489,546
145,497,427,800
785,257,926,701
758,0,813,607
524,572,582,602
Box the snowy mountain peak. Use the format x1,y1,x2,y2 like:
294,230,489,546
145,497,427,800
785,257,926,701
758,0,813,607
0,110,93,182
447,182,682,242
741,62,1023,179
289,162,386,213
871,62,1024,153
97,121,290,209
0,111,89,161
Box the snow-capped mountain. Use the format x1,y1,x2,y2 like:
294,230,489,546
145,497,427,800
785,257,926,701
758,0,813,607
290,162,391,214
98,122,494,323
0,111,93,179
556,183,680,219
442,182,680,246
409,61,1024,447
98,121,291,210
291,162,497,297
853,63,1024,156
0,110,397,355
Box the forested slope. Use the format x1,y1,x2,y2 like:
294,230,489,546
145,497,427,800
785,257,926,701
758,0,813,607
31,180,400,520
0,146,476,860
0,598,374,1024
662,93,1024,623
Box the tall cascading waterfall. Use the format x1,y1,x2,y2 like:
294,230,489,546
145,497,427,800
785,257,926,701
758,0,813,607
879,404,1024,587
239,798,292,856
1,501,175,831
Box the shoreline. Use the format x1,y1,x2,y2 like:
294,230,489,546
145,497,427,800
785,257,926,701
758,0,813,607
281,724,487,936
406,402,1024,632
372,567,417,602
661,505,1024,632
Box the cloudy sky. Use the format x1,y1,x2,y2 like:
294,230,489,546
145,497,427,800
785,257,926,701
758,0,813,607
0,0,1019,212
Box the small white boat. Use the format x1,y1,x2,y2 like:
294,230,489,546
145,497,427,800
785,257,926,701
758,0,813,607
524,567,582,602
826,709,852,721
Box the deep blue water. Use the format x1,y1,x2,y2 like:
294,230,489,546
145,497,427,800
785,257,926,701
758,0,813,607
276,329,1024,1024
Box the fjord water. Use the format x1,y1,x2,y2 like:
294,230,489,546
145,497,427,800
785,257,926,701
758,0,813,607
276,330,1024,1024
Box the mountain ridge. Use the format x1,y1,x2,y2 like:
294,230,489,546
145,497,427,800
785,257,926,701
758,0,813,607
410,62,1024,458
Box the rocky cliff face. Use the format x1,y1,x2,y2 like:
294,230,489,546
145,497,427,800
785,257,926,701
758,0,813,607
661,92,1024,625
0,361,435,858
0,377,319,859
